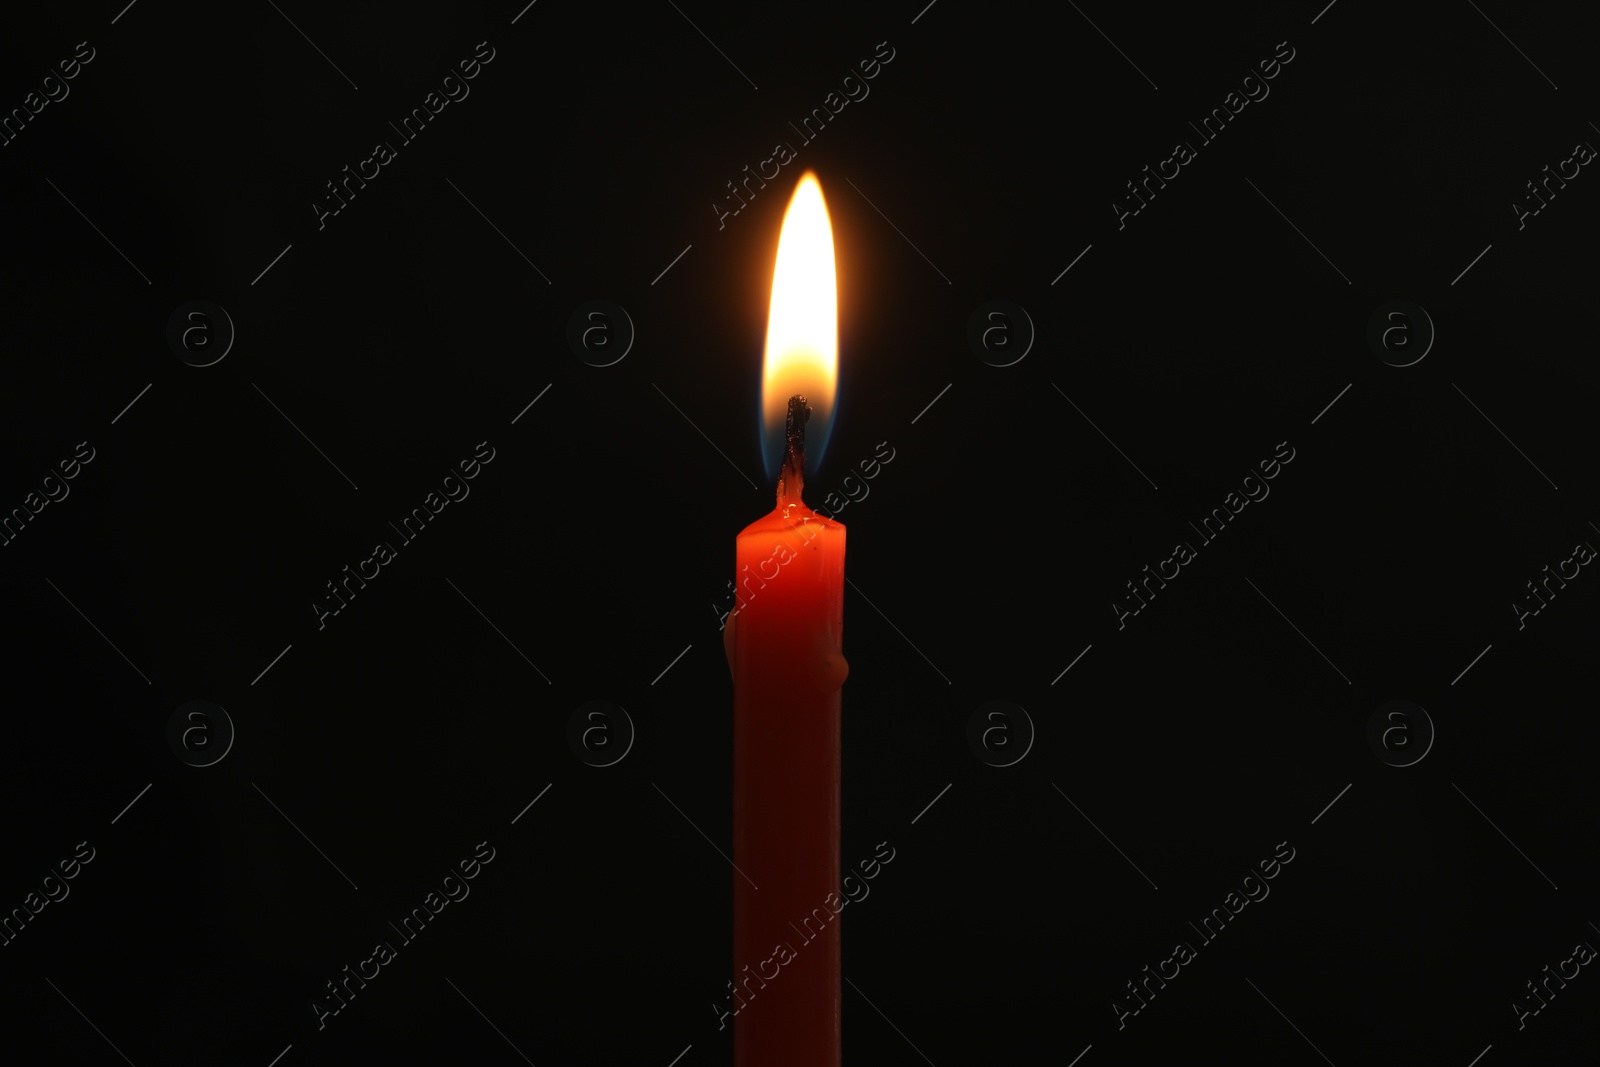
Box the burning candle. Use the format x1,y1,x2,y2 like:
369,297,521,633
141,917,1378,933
724,172,847,1067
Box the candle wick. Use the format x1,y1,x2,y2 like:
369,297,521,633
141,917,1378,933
777,394,811,508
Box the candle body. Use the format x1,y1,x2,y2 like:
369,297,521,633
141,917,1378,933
727,504,846,1067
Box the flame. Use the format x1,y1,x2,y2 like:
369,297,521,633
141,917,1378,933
762,172,837,480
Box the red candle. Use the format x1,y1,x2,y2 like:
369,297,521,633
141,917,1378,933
724,172,848,1067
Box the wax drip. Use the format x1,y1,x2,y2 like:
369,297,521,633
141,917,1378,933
776,394,810,510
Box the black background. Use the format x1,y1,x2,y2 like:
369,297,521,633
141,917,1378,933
2,1,1598,1064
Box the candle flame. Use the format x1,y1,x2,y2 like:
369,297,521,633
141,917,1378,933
762,172,837,480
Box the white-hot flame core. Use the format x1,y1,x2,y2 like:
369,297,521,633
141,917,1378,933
763,173,837,459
